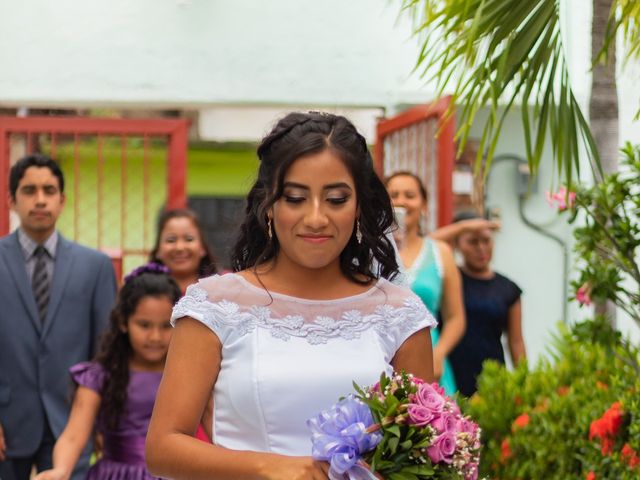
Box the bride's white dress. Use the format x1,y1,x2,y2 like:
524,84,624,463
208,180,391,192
171,273,436,456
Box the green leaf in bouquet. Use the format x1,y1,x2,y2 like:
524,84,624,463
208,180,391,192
386,424,401,437
388,471,419,480
369,451,379,471
399,439,413,451
352,381,366,396
412,436,431,449
402,464,436,476
388,436,400,455
385,395,401,416
380,371,390,391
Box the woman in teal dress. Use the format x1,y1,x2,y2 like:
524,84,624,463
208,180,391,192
386,171,465,395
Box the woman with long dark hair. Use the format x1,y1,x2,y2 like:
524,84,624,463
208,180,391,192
146,112,436,479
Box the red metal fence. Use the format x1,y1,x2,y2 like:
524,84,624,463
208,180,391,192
0,116,188,280
375,96,455,230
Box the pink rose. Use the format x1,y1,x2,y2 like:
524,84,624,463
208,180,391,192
432,412,459,434
446,400,461,416
460,418,479,438
407,404,436,426
412,383,445,413
427,432,456,464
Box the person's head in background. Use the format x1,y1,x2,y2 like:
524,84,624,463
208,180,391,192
454,211,494,276
150,209,217,292
9,153,66,244
385,171,428,237
96,264,181,428
232,111,398,283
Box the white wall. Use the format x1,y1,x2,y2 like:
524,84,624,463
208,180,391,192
198,106,384,143
0,0,435,108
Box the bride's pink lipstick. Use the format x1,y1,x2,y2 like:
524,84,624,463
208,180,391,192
299,234,332,244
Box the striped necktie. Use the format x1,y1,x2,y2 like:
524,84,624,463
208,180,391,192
32,246,50,324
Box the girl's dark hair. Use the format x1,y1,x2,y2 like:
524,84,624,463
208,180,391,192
149,208,218,277
231,111,398,283
385,171,429,202
94,266,181,429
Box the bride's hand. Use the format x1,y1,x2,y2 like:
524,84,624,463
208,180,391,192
259,455,330,480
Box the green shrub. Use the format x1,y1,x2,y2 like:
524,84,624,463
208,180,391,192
463,318,640,479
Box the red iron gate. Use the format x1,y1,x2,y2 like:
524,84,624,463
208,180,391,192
375,96,455,230
0,116,188,280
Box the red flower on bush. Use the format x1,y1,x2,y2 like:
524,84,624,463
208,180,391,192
586,471,596,480
602,402,623,436
512,413,530,431
557,385,570,396
500,438,512,462
589,402,625,456
600,437,614,456
622,443,640,469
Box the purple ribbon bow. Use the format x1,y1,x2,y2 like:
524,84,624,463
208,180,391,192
307,395,381,480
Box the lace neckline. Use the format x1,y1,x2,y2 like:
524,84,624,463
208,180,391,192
231,273,384,305
173,281,434,345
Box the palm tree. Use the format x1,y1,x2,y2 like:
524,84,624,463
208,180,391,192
401,0,640,183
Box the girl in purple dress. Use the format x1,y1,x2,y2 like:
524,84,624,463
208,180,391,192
34,264,181,480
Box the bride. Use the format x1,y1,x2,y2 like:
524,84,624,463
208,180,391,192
146,112,436,480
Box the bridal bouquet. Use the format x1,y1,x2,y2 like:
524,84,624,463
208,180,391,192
307,372,481,480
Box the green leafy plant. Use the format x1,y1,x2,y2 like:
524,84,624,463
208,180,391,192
463,318,640,479
564,143,640,326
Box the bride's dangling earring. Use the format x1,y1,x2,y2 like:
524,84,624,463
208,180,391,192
267,217,273,240
356,220,363,244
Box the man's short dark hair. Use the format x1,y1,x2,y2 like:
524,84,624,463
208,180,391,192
9,153,65,199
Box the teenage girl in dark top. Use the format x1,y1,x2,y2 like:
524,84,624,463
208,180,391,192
437,214,526,397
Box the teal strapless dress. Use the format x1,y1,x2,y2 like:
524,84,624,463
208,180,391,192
405,238,457,395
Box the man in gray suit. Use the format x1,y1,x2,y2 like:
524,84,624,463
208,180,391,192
0,154,117,480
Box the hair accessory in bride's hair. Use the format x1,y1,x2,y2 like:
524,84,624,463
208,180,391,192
307,110,332,117
124,262,170,284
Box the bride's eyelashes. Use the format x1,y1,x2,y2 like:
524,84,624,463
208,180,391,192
282,194,352,205
327,195,350,205
283,195,305,204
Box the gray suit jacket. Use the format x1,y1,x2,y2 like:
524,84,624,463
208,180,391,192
0,231,116,457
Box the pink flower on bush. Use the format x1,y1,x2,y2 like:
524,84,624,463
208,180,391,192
546,186,576,211
427,432,456,464
576,285,592,306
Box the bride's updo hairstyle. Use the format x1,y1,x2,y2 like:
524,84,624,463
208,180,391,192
232,111,398,284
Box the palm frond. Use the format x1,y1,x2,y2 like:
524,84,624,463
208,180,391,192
601,0,640,120
402,0,601,181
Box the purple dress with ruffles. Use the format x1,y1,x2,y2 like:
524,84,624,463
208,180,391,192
70,362,162,480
